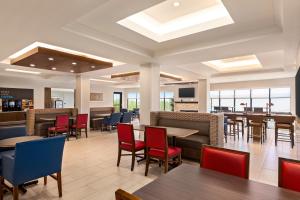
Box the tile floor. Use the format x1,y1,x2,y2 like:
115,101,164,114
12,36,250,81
2,125,298,200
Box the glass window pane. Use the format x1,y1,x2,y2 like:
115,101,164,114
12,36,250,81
164,99,174,111
220,99,234,107
137,93,140,99
128,92,136,98
271,98,290,113
220,90,234,98
235,99,250,111
270,88,290,98
251,89,269,98
210,91,219,98
164,92,174,98
160,92,164,98
252,98,269,110
211,99,219,111
127,99,136,110
235,89,250,98
160,99,164,110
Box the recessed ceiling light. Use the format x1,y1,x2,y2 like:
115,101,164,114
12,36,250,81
91,66,95,69
30,64,35,67
48,57,54,61
5,68,41,74
70,70,74,73
72,62,77,65
52,67,56,70
173,1,180,7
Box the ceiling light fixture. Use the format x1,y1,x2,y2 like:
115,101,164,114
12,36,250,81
90,78,117,83
5,68,41,75
29,64,35,67
173,1,180,7
72,62,77,65
91,66,95,69
52,67,56,70
70,70,74,73
48,57,54,61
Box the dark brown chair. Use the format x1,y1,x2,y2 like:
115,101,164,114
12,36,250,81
247,114,266,144
274,115,295,148
226,114,244,140
115,189,141,200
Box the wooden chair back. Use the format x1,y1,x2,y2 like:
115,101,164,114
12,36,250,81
247,114,265,123
115,189,141,200
273,115,295,124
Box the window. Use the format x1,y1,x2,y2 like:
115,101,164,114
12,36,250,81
209,91,219,112
251,88,269,112
220,90,234,111
235,89,250,111
209,87,291,113
160,91,174,111
270,88,291,113
127,92,140,111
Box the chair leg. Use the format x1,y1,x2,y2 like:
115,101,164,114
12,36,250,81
117,148,121,167
242,121,244,138
13,186,18,200
178,153,182,164
57,172,62,197
75,129,79,139
145,155,150,176
85,128,88,138
247,125,250,143
164,159,168,173
131,151,136,171
0,177,4,200
275,127,278,146
44,176,47,185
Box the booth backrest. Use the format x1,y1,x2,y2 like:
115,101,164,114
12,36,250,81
0,125,27,140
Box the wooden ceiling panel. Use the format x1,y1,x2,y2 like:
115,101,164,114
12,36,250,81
10,47,113,73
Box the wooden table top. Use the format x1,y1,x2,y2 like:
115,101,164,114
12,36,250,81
94,113,111,117
0,136,42,148
134,164,300,200
133,125,198,138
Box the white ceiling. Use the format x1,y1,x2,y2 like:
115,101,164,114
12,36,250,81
0,0,300,86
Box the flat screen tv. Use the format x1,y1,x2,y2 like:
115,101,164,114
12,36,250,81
179,88,195,98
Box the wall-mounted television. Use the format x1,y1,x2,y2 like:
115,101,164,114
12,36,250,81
179,88,195,98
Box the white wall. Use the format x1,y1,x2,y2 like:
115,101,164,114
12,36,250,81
51,89,75,108
90,84,125,108
210,77,296,114
0,75,74,109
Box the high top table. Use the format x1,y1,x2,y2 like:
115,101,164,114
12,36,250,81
134,164,300,200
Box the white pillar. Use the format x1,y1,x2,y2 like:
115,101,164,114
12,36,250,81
198,79,210,112
75,75,90,128
139,63,160,125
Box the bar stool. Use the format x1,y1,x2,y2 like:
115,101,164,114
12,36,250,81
226,114,244,140
247,114,266,144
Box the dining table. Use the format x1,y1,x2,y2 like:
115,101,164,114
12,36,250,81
134,163,300,200
133,124,198,146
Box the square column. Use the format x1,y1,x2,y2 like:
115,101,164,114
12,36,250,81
75,75,90,128
198,79,210,112
139,63,160,124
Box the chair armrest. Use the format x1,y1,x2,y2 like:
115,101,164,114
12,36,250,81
2,154,15,183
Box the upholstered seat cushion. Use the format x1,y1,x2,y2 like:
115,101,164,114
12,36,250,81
148,147,181,159
48,127,68,132
280,159,300,192
120,140,145,151
277,123,292,129
176,134,210,149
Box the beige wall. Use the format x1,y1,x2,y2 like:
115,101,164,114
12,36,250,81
210,78,295,114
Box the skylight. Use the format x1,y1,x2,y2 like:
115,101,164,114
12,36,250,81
202,55,262,72
118,0,234,42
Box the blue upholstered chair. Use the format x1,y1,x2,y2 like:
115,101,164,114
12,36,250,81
120,108,128,113
102,112,122,131
132,108,140,119
121,112,133,123
0,136,66,200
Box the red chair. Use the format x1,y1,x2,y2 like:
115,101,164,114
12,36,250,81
71,114,88,139
144,126,182,176
200,145,250,179
115,189,141,200
48,115,69,137
117,123,145,171
278,157,300,192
